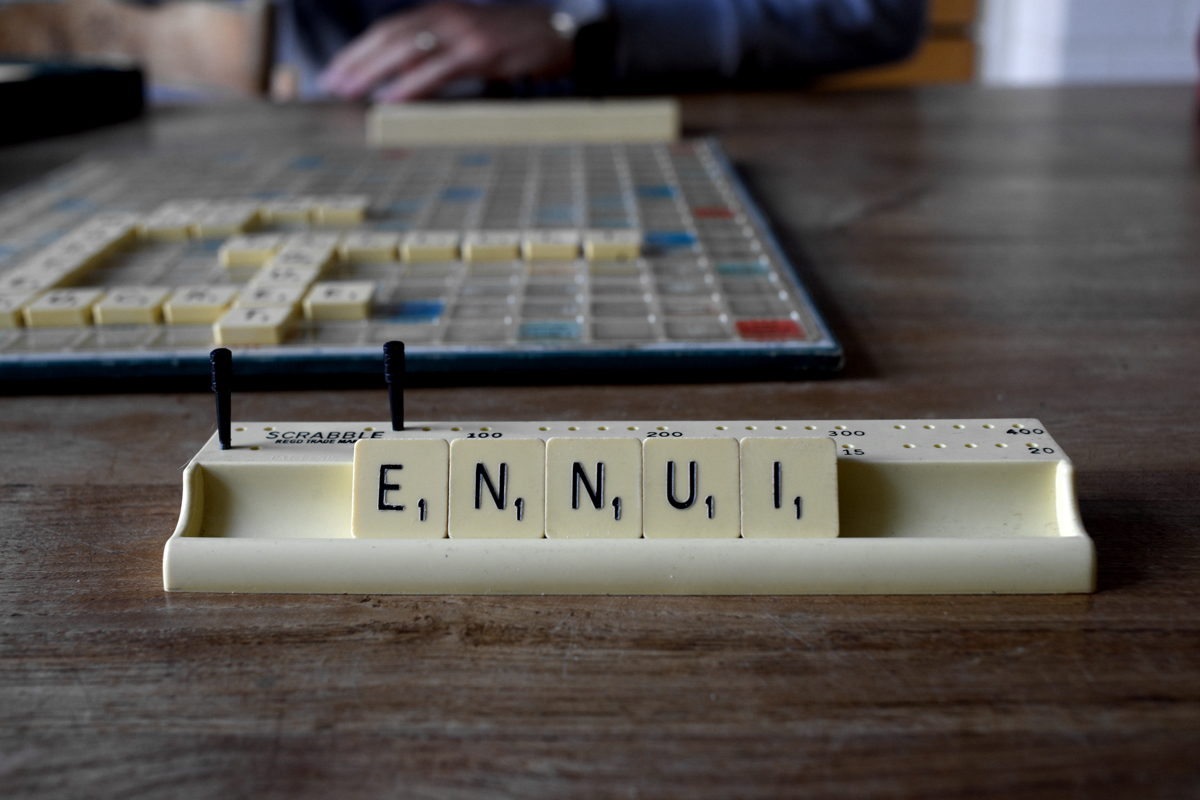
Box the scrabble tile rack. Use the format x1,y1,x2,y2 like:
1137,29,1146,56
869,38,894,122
0,139,842,384
163,419,1096,595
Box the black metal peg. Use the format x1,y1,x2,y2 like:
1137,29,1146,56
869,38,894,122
210,348,232,450
383,340,405,431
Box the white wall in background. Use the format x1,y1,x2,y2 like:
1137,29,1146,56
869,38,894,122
981,0,1200,85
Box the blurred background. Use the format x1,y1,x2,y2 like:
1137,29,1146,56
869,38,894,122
0,0,1197,103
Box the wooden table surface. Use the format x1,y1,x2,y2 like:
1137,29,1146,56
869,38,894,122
2,87,1198,798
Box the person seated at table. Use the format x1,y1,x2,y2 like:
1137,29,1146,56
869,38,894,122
301,0,927,101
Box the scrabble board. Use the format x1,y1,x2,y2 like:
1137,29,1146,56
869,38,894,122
0,139,840,383
164,418,1096,595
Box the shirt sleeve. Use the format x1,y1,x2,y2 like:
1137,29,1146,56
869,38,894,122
605,0,928,85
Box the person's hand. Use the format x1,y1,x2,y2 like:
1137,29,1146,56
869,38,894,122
319,1,573,102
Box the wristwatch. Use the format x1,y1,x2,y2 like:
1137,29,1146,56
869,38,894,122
550,0,609,41
551,0,615,94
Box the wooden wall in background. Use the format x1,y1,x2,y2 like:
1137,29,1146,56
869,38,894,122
816,0,976,90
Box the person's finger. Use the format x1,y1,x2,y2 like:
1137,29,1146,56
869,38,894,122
324,35,433,98
320,15,444,96
321,3,453,90
371,45,479,102
321,23,402,86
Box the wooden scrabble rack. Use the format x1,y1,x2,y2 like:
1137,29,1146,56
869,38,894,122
163,418,1096,595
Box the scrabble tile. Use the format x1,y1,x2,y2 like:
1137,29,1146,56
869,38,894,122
545,437,642,538
448,438,545,538
219,234,285,267
266,246,334,274
44,235,107,271
642,437,740,538
213,305,296,345
284,232,342,250
585,230,642,261
522,230,580,261
250,263,323,288
462,231,520,262
140,200,208,240
403,231,460,262
303,281,375,321
351,438,449,538
0,265,70,295
23,288,105,327
739,437,839,538
194,202,261,238
340,231,400,263
314,195,370,225
233,284,306,310
163,285,239,324
92,286,170,325
0,292,37,328
262,197,315,223
69,212,141,255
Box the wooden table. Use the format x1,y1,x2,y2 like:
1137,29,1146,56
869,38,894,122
2,87,1198,798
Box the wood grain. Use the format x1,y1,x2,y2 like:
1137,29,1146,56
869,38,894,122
2,87,1199,798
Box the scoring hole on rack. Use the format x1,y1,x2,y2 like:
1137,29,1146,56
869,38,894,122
745,425,757,430
923,424,935,429
904,443,916,449
983,424,995,429
716,425,727,430
568,426,579,431
965,443,977,448
451,427,461,431
996,443,1007,448
775,425,786,430
250,446,260,451
627,426,638,431
597,426,608,431
422,427,432,431
539,426,549,431
657,426,668,431
934,443,946,449
805,425,816,430
953,424,965,429
894,424,906,429
235,427,245,432
834,425,846,430
263,426,274,431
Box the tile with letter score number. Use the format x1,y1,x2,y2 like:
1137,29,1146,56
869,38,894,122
163,285,239,324
643,436,740,538
402,231,460,262
23,288,105,327
0,292,37,328
340,231,400,263
448,437,545,538
213,306,296,345
303,281,375,321
739,437,839,538
462,231,521,263
523,230,580,261
545,437,642,538
584,230,642,261
219,234,285,268
92,286,170,325
352,438,449,538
